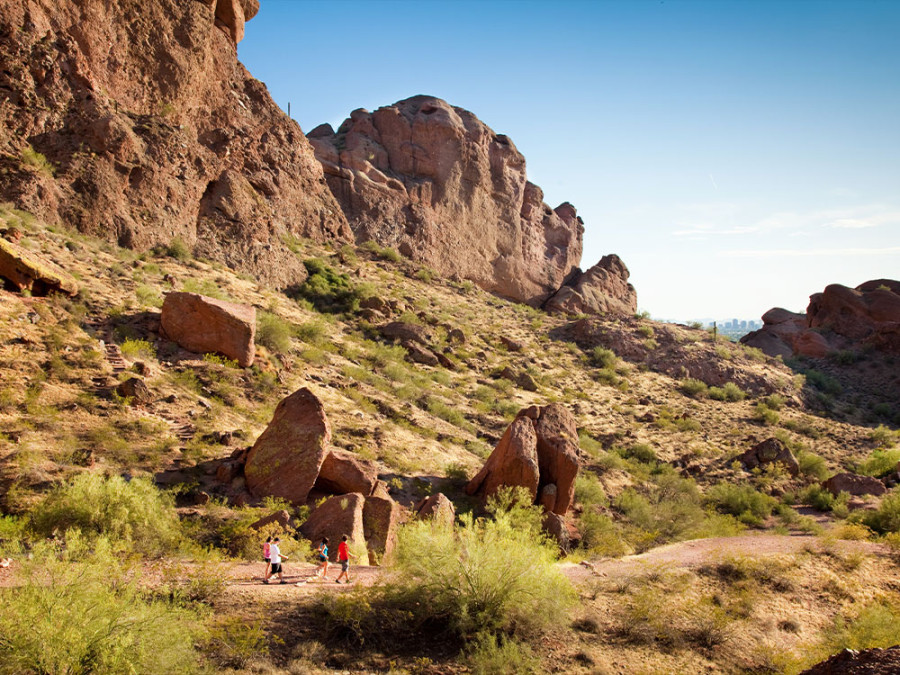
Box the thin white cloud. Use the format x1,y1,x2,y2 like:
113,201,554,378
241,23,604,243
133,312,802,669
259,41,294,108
719,247,900,258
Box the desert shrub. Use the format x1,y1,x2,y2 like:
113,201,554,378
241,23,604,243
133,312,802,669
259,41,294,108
360,240,401,262
753,402,780,426
296,318,328,344
680,378,708,398
855,447,900,478
120,337,157,360
165,237,191,261
0,538,199,675
798,484,850,515
467,633,540,675
30,474,181,556
763,394,786,410
135,284,163,308
621,442,657,464
615,475,711,547
204,616,269,670
804,369,842,395
579,510,630,556
706,483,775,526
870,425,899,447
321,490,574,643
415,266,436,282
796,450,829,480
575,473,608,508
708,382,746,402
256,311,293,355
831,349,860,365
590,346,617,369
20,144,54,176
811,598,900,666
296,258,360,313
858,492,900,534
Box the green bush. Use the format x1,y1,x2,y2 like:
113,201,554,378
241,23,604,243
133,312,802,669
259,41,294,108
708,382,746,402
796,450,829,480
467,633,540,675
706,483,776,526
256,311,293,355
574,473,608,508
680,378,708,398
295,258,361,313
855,447,900,478
30,474,181,556
590,346,617,369
753,402,780,426
804,369,842,395
0,538,199,674
120,338,157,360
859,492,900,534
20,144,54,177
165,237,191,261
321,489,574,644
621,442,657,464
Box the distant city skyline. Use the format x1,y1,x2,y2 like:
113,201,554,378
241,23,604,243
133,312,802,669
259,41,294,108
239,0,900,320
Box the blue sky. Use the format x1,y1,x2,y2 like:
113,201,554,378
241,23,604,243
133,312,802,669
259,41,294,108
239,0,900,320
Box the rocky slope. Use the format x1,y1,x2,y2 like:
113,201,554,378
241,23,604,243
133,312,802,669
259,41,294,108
309,95,632,308
0,0,350,289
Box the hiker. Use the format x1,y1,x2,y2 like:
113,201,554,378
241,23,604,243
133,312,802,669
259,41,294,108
264,537,288,584
314,537,329,580
334,534,358,584
263,536,272,580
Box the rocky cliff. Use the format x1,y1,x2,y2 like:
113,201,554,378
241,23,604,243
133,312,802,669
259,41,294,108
308,96,586,306
0,0,350,289
742,279,900,357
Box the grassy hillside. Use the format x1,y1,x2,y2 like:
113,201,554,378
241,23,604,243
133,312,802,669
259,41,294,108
2,204,900,673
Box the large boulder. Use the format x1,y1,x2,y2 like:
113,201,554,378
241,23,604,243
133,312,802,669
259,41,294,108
0,238,78,296
362,496,404,565
544,254,637,317
466,403,580,516
244,388,331,503
413,492,456,527
822,473,887,498
0,0,350,290
466,416,540,504
800,646,900,675
738,437,800,477
308,96,585,306
299,493,366,556
249,509,292,531
160,292,256,367
315,449,379,496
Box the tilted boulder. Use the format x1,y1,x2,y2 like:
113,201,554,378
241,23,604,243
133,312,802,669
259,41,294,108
362,496,404,565
299,492,366,556
466,416,540,504
244,388,331,503
0,238,77,296
115,377,151,404
738,437,800,477
379,321,431,345
413,492,456,527
544,254,637,317
467,403,580,515
249,509,291,532
822,473,887,498
161,292,256,367
315,449,379,496
308,96,584,306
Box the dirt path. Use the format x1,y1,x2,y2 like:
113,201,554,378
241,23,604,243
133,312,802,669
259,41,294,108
214,533,890,605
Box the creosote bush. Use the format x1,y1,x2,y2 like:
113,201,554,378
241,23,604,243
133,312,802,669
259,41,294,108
295,258,361,313
29,473,182,556
320,487,574,645
256,310,293,355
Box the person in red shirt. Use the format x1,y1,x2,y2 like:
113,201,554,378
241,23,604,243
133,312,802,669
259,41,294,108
334,534,357,584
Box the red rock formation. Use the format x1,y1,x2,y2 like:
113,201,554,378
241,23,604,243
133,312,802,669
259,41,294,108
413,493,456,527
742,280,900,357
800,646,900,674
0,0,350,289
298,493,366,556
315,449,379,497
160,292,256,367
822,473,887,498
466,403,580,516
362,496,404,564
738,438,799,477
545,254,638,316
0,239,78,296
308,96,584,305
244,388,331,503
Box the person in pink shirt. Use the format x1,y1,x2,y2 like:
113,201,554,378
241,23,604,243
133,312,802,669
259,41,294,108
263,536,272,580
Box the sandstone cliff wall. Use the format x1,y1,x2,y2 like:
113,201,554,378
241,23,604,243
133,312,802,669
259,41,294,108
309,96,585,305
0,0,350,288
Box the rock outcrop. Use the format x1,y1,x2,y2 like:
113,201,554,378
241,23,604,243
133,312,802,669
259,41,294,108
466,403,580,515
0,0,350,289
822,473,887,498
308,96,584,305
0,238,78,296
299,493,366,556
244,388,331,503
545,254,637,316
800,646,900,674
413,493,456,527
314,449,379,497
160,292,256,367
738,437,799,477
742,280,900,357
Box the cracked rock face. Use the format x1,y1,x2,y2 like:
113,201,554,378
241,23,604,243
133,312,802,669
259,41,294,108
308,95,584,306
0,0,350,289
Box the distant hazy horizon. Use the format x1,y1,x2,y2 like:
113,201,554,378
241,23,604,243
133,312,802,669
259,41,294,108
239,0,899,321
